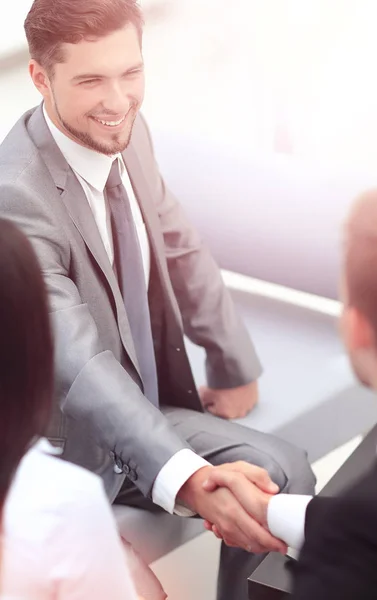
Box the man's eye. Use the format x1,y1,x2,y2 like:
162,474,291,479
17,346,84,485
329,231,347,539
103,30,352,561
81,79,99,85
123,69,143,77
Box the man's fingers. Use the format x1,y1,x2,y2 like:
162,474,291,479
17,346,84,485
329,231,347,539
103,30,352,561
201,476,286,554
203,464,279,495
211,521,254,551
251,523,287,554
225,461,279,494
239,516,287,554
203,520,213,531
212,526,243,550
199,386,216,406
218,518,278,553
221,500,287,554
198,385,209,402
199,387,222,415
207,505,286,554
204,397,230,418
203,470,270,525
203,470,233,491
239,464,279,494
222,537,240,549
205,403,222,417
211,525,223,540
199,388,238,419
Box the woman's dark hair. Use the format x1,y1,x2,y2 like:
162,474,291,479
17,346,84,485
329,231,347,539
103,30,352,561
0,219,53,520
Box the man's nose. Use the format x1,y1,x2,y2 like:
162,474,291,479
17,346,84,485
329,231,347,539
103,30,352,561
104,81,130,116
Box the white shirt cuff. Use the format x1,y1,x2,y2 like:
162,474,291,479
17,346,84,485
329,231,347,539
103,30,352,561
152,449,210,516
267,494,313,551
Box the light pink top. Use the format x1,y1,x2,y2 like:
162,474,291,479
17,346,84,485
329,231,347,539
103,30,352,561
0,439,137,599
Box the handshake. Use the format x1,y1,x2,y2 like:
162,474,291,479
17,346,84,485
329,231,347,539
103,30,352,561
179,462,288,555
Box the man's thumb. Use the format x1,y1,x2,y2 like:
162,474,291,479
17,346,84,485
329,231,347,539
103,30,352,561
254,469,279,494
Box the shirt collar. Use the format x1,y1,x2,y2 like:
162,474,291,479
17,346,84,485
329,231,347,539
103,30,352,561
43,104,123,192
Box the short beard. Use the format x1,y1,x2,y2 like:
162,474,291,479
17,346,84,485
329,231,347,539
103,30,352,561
52,91,138,155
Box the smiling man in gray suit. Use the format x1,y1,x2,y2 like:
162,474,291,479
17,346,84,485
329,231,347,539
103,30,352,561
0,1,315,598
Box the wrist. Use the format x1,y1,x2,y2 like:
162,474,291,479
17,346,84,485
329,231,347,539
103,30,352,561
177,465,213,511
261,494,272,529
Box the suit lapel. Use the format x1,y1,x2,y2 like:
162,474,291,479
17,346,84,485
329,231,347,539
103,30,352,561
61,170,112,281
27,105,140,373
61,171,139,370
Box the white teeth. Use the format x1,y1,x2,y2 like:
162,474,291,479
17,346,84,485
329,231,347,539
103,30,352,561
94,116,126,127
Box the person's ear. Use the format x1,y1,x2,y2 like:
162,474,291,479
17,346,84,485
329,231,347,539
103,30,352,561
29,60,51,97
342,306,375,352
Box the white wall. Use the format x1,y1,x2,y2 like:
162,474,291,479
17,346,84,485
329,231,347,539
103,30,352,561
0,0,272,149
1,1,33,57
0,61,39,141
4,0,377,173
2,0,377,299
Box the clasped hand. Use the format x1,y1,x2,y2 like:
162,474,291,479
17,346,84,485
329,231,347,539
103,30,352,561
179,462,287,555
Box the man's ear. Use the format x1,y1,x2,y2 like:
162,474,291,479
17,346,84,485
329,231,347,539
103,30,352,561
29,60,50,96
342,306,375,352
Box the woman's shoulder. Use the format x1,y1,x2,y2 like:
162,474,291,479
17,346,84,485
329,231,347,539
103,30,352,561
4,439,106,541
29,438,103,490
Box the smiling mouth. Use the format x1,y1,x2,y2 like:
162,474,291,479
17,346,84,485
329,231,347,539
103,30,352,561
91,115,127,127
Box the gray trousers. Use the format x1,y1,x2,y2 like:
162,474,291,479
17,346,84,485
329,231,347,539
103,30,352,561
115,406,316,600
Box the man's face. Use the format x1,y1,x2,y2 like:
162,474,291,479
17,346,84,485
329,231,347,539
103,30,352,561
35,24,145,155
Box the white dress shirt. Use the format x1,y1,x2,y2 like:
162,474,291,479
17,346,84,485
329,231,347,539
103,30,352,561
43,107,208,516
268,494,312,552
1,439,138,600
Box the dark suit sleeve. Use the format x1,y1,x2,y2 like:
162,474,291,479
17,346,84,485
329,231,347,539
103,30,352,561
304,495,334,537
291,468,377,600
134,114,262,389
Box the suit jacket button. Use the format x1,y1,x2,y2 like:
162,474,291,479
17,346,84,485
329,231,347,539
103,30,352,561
122,464,131,475
129,470,138,481
114,456,123,474
109,451,115,460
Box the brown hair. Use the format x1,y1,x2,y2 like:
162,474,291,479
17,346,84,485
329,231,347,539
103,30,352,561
24,0,144,75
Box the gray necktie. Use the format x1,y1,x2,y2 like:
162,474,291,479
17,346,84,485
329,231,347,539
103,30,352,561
106,160,159,407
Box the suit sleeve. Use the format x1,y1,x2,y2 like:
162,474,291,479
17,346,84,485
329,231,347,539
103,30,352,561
291,479,377,600
0,181,190,498
135,115,262,389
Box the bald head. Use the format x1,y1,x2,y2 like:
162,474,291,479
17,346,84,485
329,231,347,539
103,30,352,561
345,189,377,338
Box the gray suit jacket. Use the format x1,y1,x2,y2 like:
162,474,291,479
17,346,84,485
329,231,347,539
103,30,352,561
0,105,262,501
